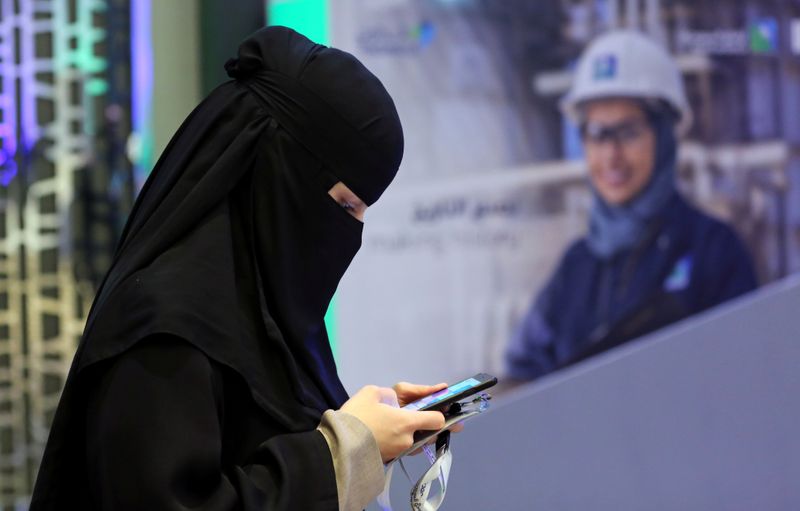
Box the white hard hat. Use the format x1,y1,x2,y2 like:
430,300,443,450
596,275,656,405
560,29,692,136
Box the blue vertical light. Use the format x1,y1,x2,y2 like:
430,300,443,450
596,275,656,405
131,0,154,188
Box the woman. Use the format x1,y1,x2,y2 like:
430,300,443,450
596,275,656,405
505,30,757,381
31,27,445,511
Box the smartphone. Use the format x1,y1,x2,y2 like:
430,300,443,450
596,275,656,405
402,373,497,413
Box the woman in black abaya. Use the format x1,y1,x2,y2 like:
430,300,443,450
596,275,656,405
30,27,444,511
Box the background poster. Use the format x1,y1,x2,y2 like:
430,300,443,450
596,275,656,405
328,0,800,389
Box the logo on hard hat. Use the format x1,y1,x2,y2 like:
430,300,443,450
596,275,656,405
592,54,617,80
749,18,778,53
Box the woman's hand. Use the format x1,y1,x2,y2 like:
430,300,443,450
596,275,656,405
341,385,445,463
394,381,465,434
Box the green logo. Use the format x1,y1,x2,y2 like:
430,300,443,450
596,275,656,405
749,18,778,54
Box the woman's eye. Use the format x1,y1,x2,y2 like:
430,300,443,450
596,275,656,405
340,201,353,210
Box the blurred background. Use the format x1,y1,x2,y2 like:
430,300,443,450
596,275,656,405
1,0,799,508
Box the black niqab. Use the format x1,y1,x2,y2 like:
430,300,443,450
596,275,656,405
31,26,403,507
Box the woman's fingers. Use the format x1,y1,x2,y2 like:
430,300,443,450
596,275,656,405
405,410,446,431
393,381,447,407
393,382,447,395
341,385,452,462
374,386,400,407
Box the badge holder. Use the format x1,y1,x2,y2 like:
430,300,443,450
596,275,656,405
377,393,492,511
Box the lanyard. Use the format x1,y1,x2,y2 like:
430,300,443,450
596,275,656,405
377,394,491,511
409,437,452,511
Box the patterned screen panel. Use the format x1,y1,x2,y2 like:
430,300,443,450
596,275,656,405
0,1,135,508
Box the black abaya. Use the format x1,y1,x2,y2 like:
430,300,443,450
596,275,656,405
30,26,403,510
85,336,338,510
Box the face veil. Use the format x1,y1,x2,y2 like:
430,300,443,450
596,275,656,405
31,26,403,507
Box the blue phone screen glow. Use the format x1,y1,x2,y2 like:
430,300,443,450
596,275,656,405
403,377,481,411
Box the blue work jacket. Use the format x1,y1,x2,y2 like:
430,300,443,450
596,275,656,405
506,194,758,380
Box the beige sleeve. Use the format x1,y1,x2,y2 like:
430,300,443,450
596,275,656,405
317,409,386,511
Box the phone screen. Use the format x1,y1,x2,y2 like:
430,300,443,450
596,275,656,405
403,377,483,411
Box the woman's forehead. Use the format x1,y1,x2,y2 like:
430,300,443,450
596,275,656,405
583,98,647,122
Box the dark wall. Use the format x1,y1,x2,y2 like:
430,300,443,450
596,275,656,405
199,0,266,95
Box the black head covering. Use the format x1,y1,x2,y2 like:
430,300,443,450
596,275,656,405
32,26,403,505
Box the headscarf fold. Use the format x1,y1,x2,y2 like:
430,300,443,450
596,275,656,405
224,29,403,205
